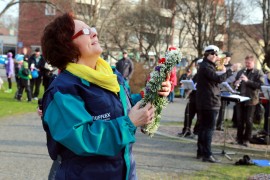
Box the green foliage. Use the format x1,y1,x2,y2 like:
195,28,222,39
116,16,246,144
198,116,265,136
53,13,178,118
0,83,43,118
141,50,182,136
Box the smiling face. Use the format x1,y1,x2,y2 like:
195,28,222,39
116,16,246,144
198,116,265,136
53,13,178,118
72,20,103,67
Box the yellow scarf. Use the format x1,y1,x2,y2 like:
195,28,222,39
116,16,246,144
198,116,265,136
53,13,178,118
66,57,120,94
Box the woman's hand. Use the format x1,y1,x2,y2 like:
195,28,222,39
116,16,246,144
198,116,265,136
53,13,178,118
37,108,43,117
158,75,171,97
128,102,155,127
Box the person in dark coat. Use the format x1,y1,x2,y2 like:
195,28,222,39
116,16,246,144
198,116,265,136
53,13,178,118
116,51,134,82
196,45,236,163
28,47,46,100
234,55,264,147
178,59,203,137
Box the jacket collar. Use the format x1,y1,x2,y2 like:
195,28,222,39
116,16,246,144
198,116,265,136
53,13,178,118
203,58,216,66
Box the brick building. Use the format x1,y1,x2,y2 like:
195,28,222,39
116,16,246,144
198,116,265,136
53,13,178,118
18,1,72,54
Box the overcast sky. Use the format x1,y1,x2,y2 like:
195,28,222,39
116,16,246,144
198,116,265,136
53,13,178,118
239,0,263,24
0,1,19,17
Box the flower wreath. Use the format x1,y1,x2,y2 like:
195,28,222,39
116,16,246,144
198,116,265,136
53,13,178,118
141,47,182,136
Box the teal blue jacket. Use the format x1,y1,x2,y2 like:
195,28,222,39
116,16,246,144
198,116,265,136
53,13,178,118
42,69,141,180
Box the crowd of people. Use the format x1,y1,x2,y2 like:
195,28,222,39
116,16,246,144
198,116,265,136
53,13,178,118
176,45,269,163
2,47,55,102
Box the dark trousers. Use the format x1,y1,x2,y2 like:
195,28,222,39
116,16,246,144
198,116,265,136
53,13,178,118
48,156,61,180
30,76,42,97
197,109,219,158
232,105,238,127
216,101,227,129
236,103,256,142
17,79,32,101
6,73,12,89
182,102,199,134
43,76,51,92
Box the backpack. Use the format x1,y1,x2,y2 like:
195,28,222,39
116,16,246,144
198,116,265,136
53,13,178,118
253,103,264,125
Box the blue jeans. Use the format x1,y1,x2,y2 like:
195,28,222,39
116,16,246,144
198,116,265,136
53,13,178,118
180,88,185,97
168,91,175,102
197,109,219,158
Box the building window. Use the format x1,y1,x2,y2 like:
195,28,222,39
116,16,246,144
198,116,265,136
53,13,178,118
45,4,56,16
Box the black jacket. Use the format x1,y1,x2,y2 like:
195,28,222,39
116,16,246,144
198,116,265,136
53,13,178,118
28,54,46,76
116,58,134,80
235,68,264,105
196,58,233,110
188,74,197,103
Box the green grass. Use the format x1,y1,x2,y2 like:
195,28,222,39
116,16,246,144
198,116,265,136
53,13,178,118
0,82,44,118
192,164,270,179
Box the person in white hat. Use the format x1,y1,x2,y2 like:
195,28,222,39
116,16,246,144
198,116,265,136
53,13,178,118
195,45,238,163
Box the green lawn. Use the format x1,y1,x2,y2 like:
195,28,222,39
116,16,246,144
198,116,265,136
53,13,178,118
193,165,270,179
0,82,44,118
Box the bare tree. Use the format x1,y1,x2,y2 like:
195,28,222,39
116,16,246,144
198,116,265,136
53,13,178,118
72,0,102,27
259,0,270,67
99,0,176,66
238,0,270,67
225,0,246,52
176,0,226,57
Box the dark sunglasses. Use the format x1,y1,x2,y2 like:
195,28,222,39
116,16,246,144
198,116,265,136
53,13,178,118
210,52,218,56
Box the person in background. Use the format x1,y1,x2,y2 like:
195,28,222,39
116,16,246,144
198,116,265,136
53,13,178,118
223,51,233,70
168,66,177,103
178,59,203,137
215,51,237,131
43,62,56,91
262,50,270,136
189,59,198,76
179,68,192,98
196,45,237,163
261,70,270,136
17,58,32,102
14,47,29,99
116,51,134,82
41,13,171,180
4,52,14,93
234,55,264,147
28,48,46,100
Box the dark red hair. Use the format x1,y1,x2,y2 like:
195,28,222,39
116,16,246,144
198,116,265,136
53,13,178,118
41,13,80,70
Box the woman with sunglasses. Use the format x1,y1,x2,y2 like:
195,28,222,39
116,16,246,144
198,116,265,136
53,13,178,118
195,45,237,163
41,13,171,179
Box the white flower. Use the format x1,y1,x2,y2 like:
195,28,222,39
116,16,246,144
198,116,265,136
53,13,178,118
141,48,182,136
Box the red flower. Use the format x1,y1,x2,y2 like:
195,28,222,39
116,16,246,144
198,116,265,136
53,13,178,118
140,90,145,98
158,57,166,64
169,47,177,51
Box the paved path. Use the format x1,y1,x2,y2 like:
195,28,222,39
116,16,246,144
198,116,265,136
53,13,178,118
0,113,51,180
